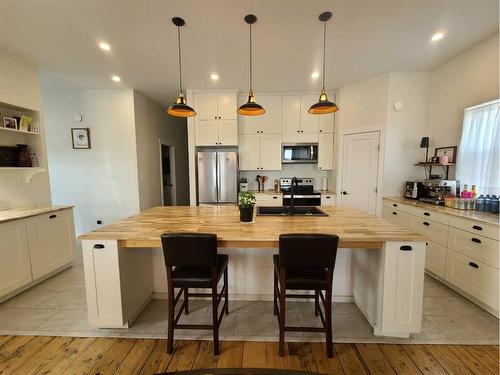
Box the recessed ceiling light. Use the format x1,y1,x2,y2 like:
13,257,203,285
210,73,219,81
98,41,111,51
111,75,121,82
311,71,320,79
430,32,444,42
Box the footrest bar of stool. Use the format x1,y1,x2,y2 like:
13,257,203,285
285,326,326,333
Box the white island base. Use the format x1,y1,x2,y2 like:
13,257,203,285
82,240,426,339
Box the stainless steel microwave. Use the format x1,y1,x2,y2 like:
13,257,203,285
282,144,318,164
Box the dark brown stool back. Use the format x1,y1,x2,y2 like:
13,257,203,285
161,232,229,355
274,233,339,358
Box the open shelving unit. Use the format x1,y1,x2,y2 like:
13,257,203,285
0,126,40,136
415,162,455,179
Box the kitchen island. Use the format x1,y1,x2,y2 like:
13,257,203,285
79,205,426,338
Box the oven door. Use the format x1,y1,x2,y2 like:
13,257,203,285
282,144,318,164
283,195,321,206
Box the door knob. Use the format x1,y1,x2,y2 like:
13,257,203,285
342,191,350,195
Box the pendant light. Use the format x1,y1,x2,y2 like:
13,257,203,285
167,17,196,118
238,14,265,116
308,11,339,115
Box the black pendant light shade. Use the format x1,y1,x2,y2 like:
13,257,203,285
308,11,339,115
238,14,265,116
167,17,196,118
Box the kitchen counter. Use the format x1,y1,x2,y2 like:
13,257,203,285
79,205,423,248
80,205,426,338
384,197,499,226
0,205,74,224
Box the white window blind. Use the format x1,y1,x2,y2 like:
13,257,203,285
456,99,500,195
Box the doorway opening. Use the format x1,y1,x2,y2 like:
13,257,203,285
160,143,176,206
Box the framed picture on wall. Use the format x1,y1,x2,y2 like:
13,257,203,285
71,128,91,149
434,146,457,163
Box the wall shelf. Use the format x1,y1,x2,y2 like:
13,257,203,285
415,162,455,179
0,167,46,183
0,127,40,136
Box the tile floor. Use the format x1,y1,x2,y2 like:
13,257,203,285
0,255,497,344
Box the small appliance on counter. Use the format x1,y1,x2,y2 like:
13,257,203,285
239,178,248,192
419,179,460,205
404,181,425,199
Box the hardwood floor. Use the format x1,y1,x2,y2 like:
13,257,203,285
0,336,498,374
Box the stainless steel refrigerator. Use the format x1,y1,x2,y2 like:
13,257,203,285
197,151,238,204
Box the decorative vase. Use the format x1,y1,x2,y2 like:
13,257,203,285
239,206,254,223
17,144,32,167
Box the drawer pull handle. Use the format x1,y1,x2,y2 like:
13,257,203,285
400,245,412,251
472,225,483,231
273,196,277,199
393,203,398,207
392,212,397,215
468,262,479,269
49,214,57,219
471,238,482,244
423,222,430,226
424,212,430,216
93,244,105,249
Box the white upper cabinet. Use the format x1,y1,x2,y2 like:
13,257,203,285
300,95,320,134
239,133,281,171
318,132,334,170
217,94,237,120
239,134,260,170
282,95,301,142
319,113,335,133
194,92,238,146
239,95,282,135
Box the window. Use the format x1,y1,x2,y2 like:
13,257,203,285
456,99,499,195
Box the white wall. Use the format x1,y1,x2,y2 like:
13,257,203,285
133,91,189,209
43,89,140,235
0,50,51,209
427,33,499,152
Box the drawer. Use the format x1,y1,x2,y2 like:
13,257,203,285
408,216,449,247
447,228,498,268
449,216,499,241
382,207,411,228
445,249,499,311
321,194,335,207
409,206,449,225
425,241,446,278
383,200,412,214
254,194,282,206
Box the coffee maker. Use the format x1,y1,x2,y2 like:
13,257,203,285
404,181,425,199
419,179,460,205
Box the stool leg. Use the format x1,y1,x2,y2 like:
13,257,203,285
183,288,189,315
167,278,174,354
325,280,333,358
211,270,220,355
278,270,286,357
273,270,278,316
224,267,229,314
314,290,319,317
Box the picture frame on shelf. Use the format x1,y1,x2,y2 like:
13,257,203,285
434,146,457,164
19,115,33,132
3,117,17,129
71,128,91,149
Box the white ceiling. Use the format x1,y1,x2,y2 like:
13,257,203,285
0,0,498,106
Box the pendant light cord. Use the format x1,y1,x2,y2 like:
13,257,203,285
249,23,253,92
177,26,183,93
322,19,327,90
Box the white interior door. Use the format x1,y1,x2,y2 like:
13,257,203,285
340,131,380,214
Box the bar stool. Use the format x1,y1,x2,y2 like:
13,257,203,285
161,233,229,355
273,233,339,357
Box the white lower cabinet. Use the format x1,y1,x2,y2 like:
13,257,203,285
0,208,76,301
0,222,32,297
425,241,447,278
382,207,411,227
321,194,335,206
445,249,499,311
408,216,448,247
254,193,282,207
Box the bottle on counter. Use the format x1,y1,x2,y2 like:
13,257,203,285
484,195,492,212
461,184,469,198
471,185,477,198
491,195,499,213
476,195,485,211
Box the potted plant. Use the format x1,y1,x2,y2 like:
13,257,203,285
239,192,256,223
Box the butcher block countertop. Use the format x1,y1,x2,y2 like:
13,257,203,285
79,205,424,249
0,205,74,224
384,197,499,226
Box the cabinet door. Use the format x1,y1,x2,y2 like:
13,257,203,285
195,93,218,120
300,95,319,134
282,95,301,142
260,134,282,170
426,241,446,278
217,94,237,120
218,120,238,146
239,134,261,170
195,120,219,146
238,97,260,135
318,132,334,170
321,194,335,206
260,96,282,134
26,210,75,279
319,113,335,133
0,221,32,298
